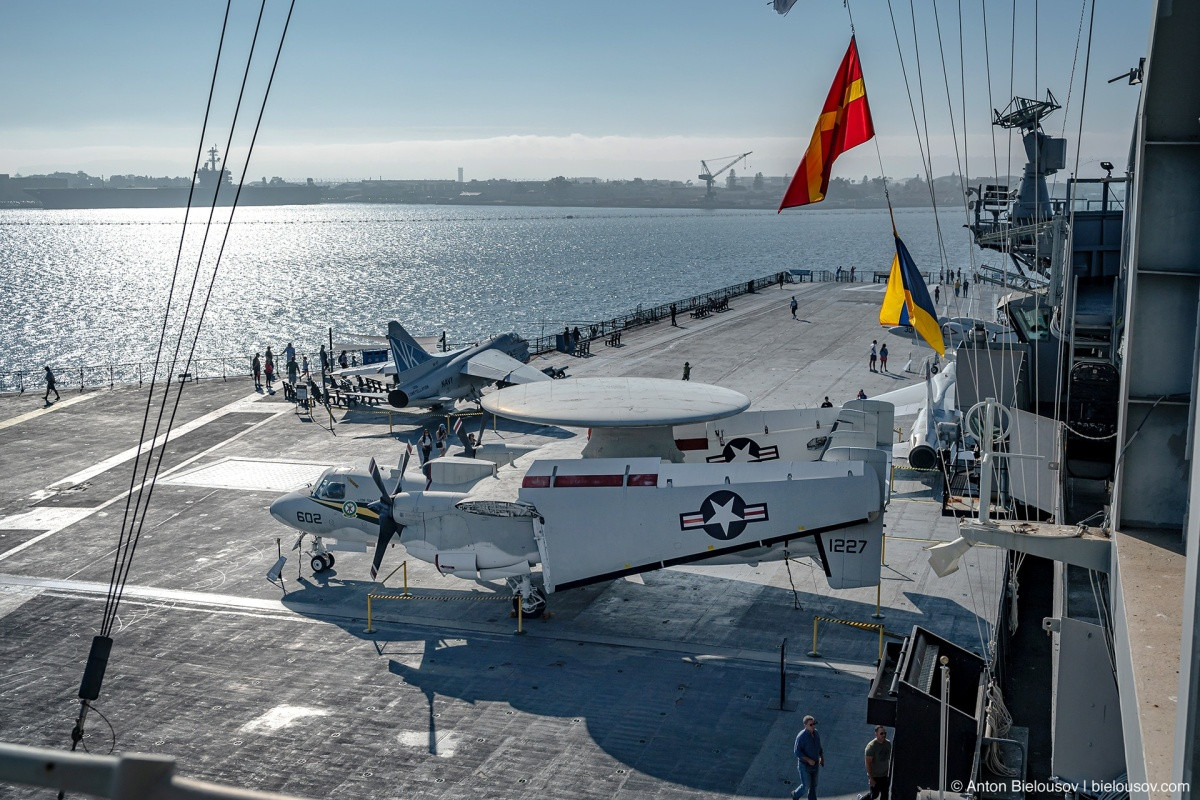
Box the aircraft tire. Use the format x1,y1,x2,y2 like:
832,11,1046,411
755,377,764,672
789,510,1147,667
311,554,330,573
325,553,335,569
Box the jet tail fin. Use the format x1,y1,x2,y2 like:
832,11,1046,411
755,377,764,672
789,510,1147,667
387,321,435,373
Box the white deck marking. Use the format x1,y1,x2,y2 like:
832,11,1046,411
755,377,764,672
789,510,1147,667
396,730,460,757
0,393,102,432
0,399,291,563
240,706,331,733
50,392,277,489
159,458,331,492
0,507,96,532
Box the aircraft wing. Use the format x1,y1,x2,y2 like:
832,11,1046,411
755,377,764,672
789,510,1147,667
460,349,551,385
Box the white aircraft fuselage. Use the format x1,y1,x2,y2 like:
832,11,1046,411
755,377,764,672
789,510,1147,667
270,405,891,593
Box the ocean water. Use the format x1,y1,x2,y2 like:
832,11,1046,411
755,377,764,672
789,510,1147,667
0,203,985,374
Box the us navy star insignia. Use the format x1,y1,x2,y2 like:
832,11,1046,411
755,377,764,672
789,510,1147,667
679,489,769,540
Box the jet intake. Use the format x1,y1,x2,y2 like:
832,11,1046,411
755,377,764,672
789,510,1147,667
387,389,409,408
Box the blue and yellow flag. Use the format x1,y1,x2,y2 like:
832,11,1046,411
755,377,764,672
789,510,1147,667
879,232,945,356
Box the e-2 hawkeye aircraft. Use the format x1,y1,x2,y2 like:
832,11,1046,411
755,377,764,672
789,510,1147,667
269,377,892,615
335,320,549,409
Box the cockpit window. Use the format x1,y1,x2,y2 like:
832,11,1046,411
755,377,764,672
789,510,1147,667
316,479,345,500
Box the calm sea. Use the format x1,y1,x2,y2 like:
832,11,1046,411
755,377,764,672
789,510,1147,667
0,203,985,374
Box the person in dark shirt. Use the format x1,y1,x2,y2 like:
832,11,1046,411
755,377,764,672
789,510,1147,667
792,715,824,800
43,366,60,402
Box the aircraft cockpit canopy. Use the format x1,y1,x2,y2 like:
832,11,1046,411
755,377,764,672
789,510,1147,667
315,477,346,501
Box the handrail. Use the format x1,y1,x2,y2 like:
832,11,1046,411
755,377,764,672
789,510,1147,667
0,741,309,800
2,269,821,395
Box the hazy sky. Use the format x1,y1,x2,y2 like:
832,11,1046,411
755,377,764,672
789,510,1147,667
1,0,1153,183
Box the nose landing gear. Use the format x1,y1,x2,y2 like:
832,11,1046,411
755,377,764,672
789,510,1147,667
294,534,336,574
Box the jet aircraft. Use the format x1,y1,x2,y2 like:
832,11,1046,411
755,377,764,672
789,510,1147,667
336,321,549,409
269,378,893,615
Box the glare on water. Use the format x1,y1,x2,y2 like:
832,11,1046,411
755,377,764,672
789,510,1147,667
0,203,982,372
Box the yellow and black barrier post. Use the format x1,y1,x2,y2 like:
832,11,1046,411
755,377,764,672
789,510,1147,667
872,533,886,620
365,561,412,633
809,616,899,664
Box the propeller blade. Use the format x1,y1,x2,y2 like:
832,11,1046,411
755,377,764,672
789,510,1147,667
367,457,389,502
394,448,411,497
369,517,402,580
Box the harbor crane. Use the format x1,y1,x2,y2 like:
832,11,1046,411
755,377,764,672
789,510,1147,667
699,151,752,199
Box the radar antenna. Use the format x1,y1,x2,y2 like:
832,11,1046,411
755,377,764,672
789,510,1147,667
993,91,1060,133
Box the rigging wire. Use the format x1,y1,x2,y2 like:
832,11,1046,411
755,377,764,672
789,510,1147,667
100,0,235,639
1048,0,1091,202
69,0,298,769
102,0,276,638
1053,0,1098,445
844,0,895,211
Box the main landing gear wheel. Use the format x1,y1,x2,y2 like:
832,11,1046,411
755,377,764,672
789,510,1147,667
311,553,334,573
512,588,547,619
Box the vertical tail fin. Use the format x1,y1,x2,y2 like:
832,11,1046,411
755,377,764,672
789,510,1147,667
387,321,434,372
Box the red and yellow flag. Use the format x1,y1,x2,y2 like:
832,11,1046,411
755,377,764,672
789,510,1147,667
778,37,875,211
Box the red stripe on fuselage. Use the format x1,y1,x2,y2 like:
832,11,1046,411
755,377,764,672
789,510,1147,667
553,474,624,488
524,473,660,488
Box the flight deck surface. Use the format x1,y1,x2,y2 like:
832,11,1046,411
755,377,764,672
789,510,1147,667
0,278,1003,799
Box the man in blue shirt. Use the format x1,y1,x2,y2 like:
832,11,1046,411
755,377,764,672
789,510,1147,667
792,714,824,800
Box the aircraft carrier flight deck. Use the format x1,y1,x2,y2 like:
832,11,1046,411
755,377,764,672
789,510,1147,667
0,277,1002,799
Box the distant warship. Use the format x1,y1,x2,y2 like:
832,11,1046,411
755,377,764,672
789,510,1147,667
23,146,321,209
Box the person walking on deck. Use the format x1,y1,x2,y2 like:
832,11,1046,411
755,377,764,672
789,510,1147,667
682,361,691,381
790,296,798,319
869,341,878,372
43,366,60,402
792,715,824,800
864,726,892,800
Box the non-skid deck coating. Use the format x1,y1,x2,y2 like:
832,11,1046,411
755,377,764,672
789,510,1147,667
0,279,1003,799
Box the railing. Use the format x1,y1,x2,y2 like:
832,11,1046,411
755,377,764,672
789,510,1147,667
527,270,794,355
0,356,257,396
3,268,855,396
0,741,306,800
